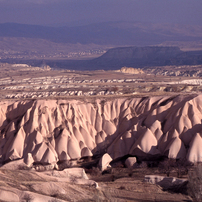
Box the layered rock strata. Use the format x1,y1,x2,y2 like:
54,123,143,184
0,94,202,166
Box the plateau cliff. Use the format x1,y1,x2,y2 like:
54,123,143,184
91,46,202,69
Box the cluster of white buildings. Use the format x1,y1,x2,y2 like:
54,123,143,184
5,90,123,99
0,75,136,99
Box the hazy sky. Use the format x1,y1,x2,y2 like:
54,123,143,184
0,0,201,26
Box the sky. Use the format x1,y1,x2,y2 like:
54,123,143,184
0,0,201,26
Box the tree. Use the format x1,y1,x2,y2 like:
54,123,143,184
188,163,202,202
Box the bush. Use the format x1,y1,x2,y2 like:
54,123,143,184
69,175,78,184
119,185,126,190
48,199,60,202
158,158,191,178
57,160,72,170
176,158,191,178
18,165,30,170
139,161,148,169
22,193,33,202
158,158,176,177
188,163,202,202
86,167,101,176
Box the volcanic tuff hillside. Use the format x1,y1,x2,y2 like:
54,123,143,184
1,94,202,167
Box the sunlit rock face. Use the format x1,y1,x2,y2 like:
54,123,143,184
0,94,202,165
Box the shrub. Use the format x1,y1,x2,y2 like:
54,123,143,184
138,161,148,169
18,165,30,170
128,167,133,177
22,193,33,202
176,158,191,178
69,175,78,184
87,167,101,176
48,199,60,202
119,185,126,190
57,160,72,170
158,158,176,177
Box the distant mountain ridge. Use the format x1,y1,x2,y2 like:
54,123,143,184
0,22,202,46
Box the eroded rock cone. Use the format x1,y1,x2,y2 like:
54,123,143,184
0,95,202,167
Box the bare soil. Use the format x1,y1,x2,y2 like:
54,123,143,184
0,165,193,202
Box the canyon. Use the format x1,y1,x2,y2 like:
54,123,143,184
0,63,200,201
0,94,198,201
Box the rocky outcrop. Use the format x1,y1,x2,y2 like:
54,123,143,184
99,153,113,171
119,66,144,74
144,175,188,190
147,65,202,78
125,157,137,168
1,95,202,166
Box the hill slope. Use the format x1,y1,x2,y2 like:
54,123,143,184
0,22,202,46
1,95,202,166
91,46,202,69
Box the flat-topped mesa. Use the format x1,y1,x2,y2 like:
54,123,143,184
0,94,202,167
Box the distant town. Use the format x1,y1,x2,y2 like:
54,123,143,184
0,49,106,60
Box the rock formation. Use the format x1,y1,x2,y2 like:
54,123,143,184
125,157,137,168
119,66,144,74
144,175,188,190
1,94,202,167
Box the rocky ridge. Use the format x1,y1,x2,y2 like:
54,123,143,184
0,94,202,168
147,65,202,77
